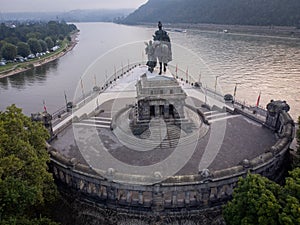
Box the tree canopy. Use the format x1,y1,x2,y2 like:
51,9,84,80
0,21,77,60
1,43,17,60
223,171,300,225
297,117,300,157
17,42,31,58
0,105,58,224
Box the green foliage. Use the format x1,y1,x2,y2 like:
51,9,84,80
0,21,77,58
279,168,300,225
27,38,42,54
0,41,6,51
58,35,64,41
39,39,48,52
45,37,54,49
17,42,31,57
4,37,19,45
0,43,17,60
224,170,300,225
26,32,42,40
123,0,300,26
0,105,58,224
297,117,300,155
0,217,58,225
223,173,281,225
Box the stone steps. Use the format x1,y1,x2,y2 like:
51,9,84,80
114,109,209,149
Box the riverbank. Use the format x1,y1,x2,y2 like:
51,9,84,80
178,23,300,38
0,31,79,79
137,22,300,39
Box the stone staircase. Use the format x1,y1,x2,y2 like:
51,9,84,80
113,111,209,149
73,116,112,129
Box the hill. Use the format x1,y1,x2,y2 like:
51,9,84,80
0,9,134,23
121,0,300,27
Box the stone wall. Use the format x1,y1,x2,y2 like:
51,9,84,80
48,101,294,224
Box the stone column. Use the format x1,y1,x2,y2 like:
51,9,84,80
152,185,164,212
155,105,160,118
164,104,169,118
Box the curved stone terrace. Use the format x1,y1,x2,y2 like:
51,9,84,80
50,65,279,183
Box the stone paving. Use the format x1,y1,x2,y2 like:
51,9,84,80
50,66,277,177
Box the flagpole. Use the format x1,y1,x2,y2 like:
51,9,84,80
233,83,237,104
94,75,97,86
64,91,68,110
43,100,47,113
80,78,85,103
256,91,261,108
96,97,99,110
214,75,220,94
105,70,108,87
205,87,207,105
186,67,188,83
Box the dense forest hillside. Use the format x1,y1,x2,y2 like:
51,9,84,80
122,0,300,27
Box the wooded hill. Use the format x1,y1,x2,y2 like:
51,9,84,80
121,0,300,27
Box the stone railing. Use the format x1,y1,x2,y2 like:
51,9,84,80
47,63,295,222
48,107,293,214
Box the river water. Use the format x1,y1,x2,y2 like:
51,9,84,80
0,22,299,119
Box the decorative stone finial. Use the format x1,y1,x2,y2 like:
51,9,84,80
200,169,210,178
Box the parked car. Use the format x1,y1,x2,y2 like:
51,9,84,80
15,56,25,62
0,61,6,66
28,54,35,59
51,46,60,51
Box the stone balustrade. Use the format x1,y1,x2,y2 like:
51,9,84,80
48,99,294,224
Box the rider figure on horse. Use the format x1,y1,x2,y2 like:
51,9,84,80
146,21,172,75
153,21,170,43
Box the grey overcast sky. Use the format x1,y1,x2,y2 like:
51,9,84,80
0,0,148,12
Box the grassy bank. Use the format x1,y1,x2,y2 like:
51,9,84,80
0,31,78,78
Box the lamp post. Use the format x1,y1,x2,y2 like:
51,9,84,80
214,75,220,94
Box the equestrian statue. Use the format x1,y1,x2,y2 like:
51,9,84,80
145,21,172,74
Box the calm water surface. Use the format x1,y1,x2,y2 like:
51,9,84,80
0,22,299,119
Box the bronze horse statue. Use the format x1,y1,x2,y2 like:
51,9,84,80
145,40,172,74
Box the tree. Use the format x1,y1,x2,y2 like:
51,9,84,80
58,34,64,41
223,170,300,225
223,173,281,225
4,37,19,45
279,168,300,224
1,43,17,60
27,38,42,54
297,116,300,156
0,105,58,224
0,40,6,51
26,32,42,40
38,39,48,52
123,0,300,26
0,22,77,54
45,36,54,49
17,42,31,57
